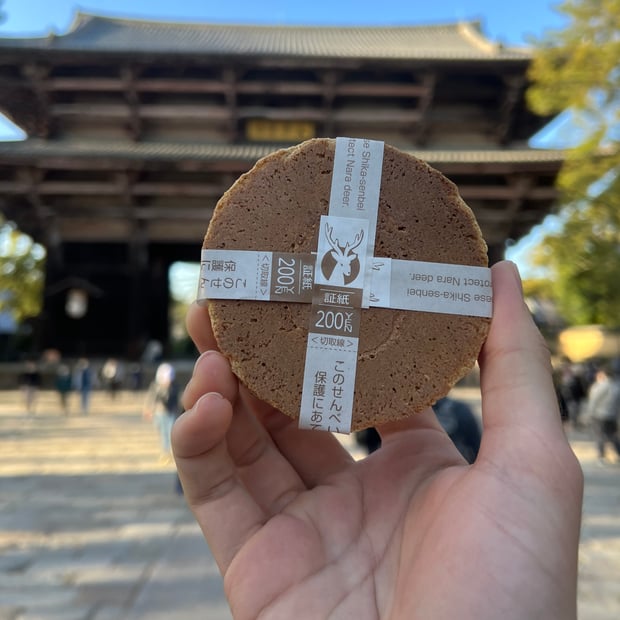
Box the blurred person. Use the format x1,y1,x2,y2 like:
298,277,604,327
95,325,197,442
357,398,481,462
55,363,72,415
128,362,143,391
355,427,381,454
19,360,42,415
143,362,180,463
142,339,163,365
433,396,481,464
585,364,620,463
558,361,586,429
73,358,93,415
101,358,124,399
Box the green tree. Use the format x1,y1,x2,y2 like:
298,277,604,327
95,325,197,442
0,218,46,324
527,0,620,326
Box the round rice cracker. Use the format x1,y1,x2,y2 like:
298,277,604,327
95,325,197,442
203,138,490,431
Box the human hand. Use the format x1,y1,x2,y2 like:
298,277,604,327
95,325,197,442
172,260,583,620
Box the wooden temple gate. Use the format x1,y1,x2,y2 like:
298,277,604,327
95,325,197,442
0,14,563,357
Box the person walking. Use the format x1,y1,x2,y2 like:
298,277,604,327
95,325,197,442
586,364,620,463
55,364,73,415
73,358,93,415
433,396,482,464
19,360,42,416
143,362,180,463
558,361,587,428
101,358,123,399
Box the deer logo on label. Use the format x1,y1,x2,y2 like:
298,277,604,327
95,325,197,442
320,223,364,286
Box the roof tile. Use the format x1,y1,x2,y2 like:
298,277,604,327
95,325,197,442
0,13,530,61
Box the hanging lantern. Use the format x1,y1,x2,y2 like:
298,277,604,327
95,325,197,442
65,288,88,319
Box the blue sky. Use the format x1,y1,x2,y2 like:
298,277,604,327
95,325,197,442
0,0,571,290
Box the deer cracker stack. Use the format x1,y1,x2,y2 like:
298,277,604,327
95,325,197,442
202,138,490,431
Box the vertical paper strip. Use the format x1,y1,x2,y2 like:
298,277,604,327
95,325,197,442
299,337,359,433
299,138,384,433
328,137,384,308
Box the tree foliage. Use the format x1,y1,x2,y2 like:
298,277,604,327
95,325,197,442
527,0,620,326
0,218,46,324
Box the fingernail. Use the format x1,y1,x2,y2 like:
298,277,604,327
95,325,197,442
195,392,225,410
192,350,218,377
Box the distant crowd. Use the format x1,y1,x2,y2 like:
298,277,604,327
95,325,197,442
15,351,620,464
555,357,620,463
17,354,153,416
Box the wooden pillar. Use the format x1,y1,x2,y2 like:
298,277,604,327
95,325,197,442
126,225,150,359
147,252,172,358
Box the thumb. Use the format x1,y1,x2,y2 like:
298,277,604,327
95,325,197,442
478,261,564,440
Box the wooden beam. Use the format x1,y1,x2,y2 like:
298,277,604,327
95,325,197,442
47,77,233,94
58,218,132,241
412,72,436,146
132,182,226,197
237,107,326,121
0,170,557,201
332,109,422,123
47,77,125,91
50,102,423,124
474,205,548,224
51,102,233,121
235,81,429,97
236,81,324,95
222,67,240,141
121,66,143,141
56,218,209,242
37,181,123,195
496,75,526,145
51,103,131,118
140,104,230,120
458,184,557,201
0,179,230,198
138,78,229,93
335,83,429,97
49,205,214,220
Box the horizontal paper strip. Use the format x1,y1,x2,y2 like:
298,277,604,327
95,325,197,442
199,249,492,318
198,249,315,302
373,258,493,318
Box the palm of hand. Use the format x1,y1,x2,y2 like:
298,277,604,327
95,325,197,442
222,424,572,620
224,422,459,618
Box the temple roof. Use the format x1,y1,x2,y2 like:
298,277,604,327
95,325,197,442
0,13,530,61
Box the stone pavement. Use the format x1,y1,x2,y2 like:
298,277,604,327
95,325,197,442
0,388,619,619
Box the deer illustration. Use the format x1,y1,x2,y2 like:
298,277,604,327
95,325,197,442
322,223,365,285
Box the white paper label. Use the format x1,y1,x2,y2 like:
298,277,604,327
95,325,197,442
328,137,384,308
198,250,271,301
371,259,493,318
199,249,316,303
199,250,492,319
299,336,359,433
